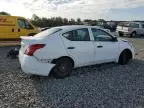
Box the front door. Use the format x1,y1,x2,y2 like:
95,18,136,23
91,28,118,63
17,19,27,38
62,28,94,67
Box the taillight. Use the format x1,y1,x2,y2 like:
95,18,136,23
24,44,45,56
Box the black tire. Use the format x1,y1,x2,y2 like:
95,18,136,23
130,32,136,38
53,58,73,79
119,31,123,37
119,51,131,65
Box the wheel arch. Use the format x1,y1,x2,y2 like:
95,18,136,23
118,48,132,61
49,56,75,77
130,31,137,37
132,31,136,33
51,56,75,68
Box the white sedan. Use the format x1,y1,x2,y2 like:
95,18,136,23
19,25,136,78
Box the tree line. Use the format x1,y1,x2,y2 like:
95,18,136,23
0,11,107,27
31,14,106,27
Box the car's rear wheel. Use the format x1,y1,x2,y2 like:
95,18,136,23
53,58,73,79
119,50,132,65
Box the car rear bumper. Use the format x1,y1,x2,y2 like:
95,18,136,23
19,51,55,76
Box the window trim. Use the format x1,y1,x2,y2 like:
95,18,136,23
91,28,114,42
62,28,91,41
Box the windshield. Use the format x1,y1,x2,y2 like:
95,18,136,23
128,23,139,28
34,27,62,38
119,23,139,28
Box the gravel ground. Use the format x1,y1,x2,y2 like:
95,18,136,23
0,43,144,108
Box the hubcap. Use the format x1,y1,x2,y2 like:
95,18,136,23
58,64,67,74
132,33,136,37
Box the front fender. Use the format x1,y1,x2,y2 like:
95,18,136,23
116,40,136,62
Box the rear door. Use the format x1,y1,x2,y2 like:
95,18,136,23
61,28,94,67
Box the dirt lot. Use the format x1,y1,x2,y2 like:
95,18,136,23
0,41,20,47
0,37,144,108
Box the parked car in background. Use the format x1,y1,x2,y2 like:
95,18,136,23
0,15,40,39
105,21,118,32
19,25,135,78
116,22,144,37
98,26,111,33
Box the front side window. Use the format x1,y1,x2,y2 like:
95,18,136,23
25,21,34,29
91,28,113,41
18,19,34,29
63,28,90,41
18,19,26,29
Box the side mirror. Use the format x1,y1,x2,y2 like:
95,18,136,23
113,37,118,42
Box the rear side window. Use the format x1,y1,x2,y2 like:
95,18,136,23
62,28,90,41
34,28,62,38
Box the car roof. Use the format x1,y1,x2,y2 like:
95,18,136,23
130,22,144,24
0,15,25,19
55,25,100,32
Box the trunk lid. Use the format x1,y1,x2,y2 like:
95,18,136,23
20,36,45,54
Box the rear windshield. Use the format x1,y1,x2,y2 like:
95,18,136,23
34,27,62,38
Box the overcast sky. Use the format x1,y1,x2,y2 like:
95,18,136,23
0,0,144,20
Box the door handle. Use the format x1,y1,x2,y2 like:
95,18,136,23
18,28,20,32
12,28,14,32
67,47,75,49
97,46,103,48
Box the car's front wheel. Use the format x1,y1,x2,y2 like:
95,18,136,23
119,50,132,65
53,58,73,78
130,32,136,38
